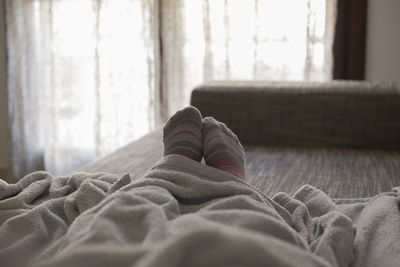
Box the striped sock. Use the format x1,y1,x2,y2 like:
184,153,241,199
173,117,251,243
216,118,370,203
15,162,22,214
163,106,203,162
202,117,246,179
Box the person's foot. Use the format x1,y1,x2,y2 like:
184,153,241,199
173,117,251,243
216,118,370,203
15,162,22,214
202,117,246,179
163,106,203,162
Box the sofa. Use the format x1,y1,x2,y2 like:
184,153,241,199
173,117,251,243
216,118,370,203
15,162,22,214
77,80,400,198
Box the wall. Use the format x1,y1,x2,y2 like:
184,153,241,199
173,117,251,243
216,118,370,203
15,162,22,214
366,0,400,81
0,0,8,172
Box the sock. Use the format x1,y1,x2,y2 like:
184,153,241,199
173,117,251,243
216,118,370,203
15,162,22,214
202,117,246,179
163,106,203,162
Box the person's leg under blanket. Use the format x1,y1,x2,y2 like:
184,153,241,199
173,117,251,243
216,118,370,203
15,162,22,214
35,107,331,267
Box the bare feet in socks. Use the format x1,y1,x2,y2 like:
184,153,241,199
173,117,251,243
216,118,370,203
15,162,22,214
163,107,246,179
202,117,246,179
162,106,203,162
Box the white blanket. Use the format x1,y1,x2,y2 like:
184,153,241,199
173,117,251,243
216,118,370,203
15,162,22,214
0,155,399,267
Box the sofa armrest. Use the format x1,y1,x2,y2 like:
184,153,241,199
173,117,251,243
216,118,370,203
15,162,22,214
190,81,400,149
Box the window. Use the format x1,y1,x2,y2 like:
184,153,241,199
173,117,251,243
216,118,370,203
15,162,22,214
6,0,336,177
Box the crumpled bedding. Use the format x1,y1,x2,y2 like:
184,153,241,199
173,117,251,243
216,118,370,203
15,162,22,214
0,155,399,267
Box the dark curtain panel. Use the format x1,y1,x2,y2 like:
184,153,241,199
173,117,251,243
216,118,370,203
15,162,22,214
333,0,368,80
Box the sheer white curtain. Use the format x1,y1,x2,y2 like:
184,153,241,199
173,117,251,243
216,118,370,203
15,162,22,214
6,0,336,179
161,0,337,115
6,0,160,178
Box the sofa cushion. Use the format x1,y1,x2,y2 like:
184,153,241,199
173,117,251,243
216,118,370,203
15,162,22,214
245,146,400,198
